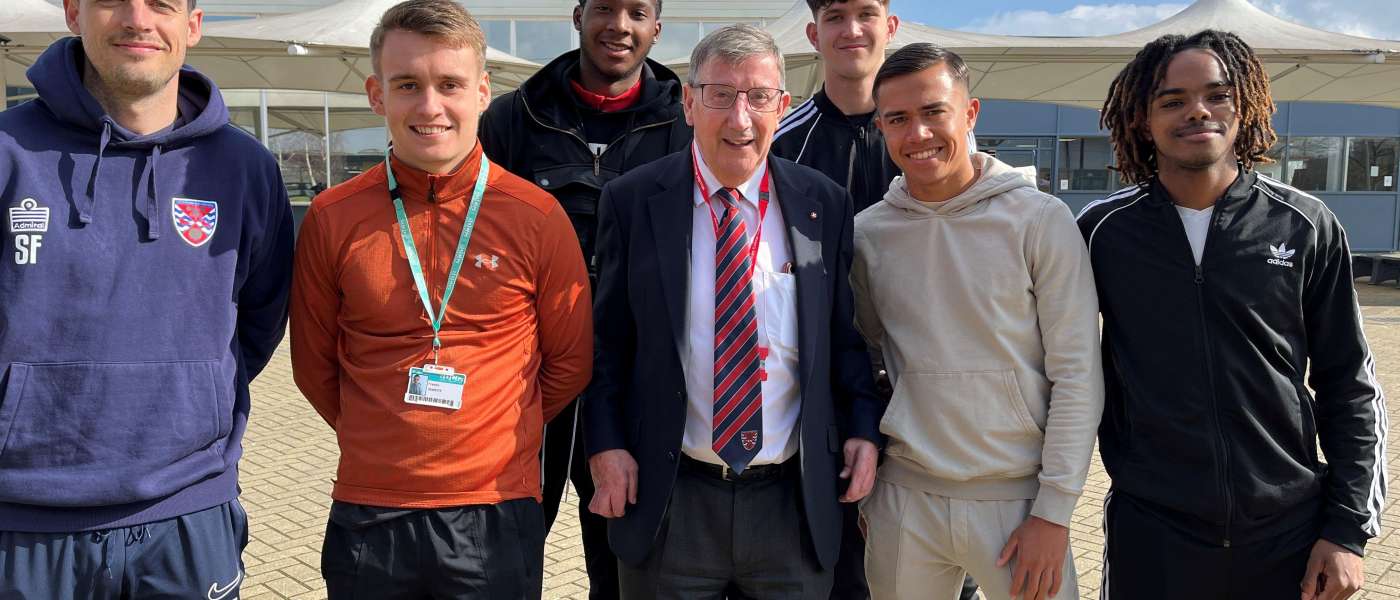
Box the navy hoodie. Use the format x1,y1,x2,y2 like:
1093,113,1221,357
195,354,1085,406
0,38,293,532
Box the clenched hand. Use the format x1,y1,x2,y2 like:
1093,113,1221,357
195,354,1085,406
588,449,638,518
839,438,879,503
1301,538,1363,600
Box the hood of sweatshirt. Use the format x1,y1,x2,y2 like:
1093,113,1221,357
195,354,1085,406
881,152,1038,219
27,37,230,240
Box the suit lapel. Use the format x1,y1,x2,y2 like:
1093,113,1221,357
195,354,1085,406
770,158,823,395
647,150,695,356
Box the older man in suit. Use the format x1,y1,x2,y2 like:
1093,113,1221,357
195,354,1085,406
583,24,885,600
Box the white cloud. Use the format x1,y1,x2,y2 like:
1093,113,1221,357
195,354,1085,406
962,3,1188,36
961,1,1400,40
1250,0,1400,40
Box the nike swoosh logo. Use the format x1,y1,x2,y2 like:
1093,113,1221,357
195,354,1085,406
207,571,243,600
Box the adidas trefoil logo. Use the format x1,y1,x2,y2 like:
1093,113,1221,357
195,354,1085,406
1267,242,1296,268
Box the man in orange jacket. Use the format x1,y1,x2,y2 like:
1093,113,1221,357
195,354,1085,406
289,2,593,598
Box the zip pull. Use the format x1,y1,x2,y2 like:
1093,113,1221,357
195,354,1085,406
591,143,606,177
1194,265,1204,284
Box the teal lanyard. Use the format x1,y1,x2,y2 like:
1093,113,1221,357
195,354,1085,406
384,149,490,364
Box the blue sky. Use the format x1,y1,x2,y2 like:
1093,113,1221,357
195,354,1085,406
896,0,1400,40
900,1,1100,29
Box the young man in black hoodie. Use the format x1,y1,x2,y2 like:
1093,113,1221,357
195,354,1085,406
1079,30,1385,600
479,1,690,597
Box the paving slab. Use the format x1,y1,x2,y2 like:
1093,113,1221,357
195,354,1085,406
235,281,1400,599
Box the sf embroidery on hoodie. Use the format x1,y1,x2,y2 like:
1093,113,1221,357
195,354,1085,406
9,198,49,265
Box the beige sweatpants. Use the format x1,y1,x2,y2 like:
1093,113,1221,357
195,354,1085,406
861,479,1078,600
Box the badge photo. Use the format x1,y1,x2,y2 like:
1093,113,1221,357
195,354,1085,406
404,364,467,411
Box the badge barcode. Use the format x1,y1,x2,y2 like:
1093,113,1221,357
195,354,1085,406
407,393,453,407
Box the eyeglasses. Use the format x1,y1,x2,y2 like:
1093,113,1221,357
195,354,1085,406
693,83,785,112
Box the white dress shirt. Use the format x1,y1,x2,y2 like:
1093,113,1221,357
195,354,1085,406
681,144,801,466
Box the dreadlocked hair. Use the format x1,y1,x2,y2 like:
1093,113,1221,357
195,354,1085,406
1100,29,1277,186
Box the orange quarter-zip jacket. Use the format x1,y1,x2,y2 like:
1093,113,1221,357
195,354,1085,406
290,142,592,508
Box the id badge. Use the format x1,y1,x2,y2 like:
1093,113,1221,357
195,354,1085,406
404,364,466,410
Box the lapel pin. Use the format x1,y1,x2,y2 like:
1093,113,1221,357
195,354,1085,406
808,211,818,221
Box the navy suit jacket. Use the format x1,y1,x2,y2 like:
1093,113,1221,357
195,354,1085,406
583,147,884,570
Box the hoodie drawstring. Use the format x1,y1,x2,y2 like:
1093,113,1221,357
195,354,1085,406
146,144,163,240
89,524,151,581
80,121,114,225
90,530,113,580
88,121,165,240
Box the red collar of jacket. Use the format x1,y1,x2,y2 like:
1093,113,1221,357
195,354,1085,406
569,77,643,112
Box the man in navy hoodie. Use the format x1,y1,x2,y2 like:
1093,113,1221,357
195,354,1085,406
0,0,292,597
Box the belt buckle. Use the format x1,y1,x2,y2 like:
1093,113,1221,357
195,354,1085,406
721,464,736,481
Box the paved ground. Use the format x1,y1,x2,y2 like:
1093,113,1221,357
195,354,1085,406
239,281,1400,599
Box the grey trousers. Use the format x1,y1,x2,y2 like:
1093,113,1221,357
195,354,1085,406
619,458,834,600
861,479,1076,600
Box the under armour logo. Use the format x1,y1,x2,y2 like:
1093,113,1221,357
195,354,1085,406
475,254,499,270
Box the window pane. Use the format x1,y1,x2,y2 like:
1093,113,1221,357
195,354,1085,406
6,86,36,110
1056,138,1116,192
228,107,261,139
978,136,1053,193
1346,137,1397,192
1254,140,1287,182
1282,137,1343,192
330,109,386,188
515,21,572,63
654,21,700,63
263,96,329,203
480,20,512,54
270,128,327,204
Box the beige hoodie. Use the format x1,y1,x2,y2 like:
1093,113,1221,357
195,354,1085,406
851,153,1104,526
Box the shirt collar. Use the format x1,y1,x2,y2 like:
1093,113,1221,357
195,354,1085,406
691,141,768,207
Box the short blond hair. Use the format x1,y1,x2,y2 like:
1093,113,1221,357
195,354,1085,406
370,0,487,74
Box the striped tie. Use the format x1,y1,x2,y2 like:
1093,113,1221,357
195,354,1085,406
711,187,763,474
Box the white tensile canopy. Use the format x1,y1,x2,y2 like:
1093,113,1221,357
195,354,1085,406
0,0,68,106
0,0,538,108
757,0,1400,109
198,0,539,95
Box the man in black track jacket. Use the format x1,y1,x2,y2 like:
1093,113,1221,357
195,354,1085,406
771,0,900,216
479,1,691,598
1079,30,1386,600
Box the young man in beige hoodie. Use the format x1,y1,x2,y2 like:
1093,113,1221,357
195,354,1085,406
852,43,1104,600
